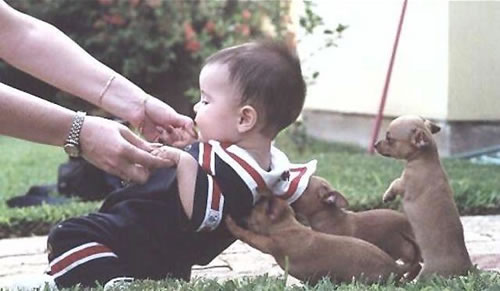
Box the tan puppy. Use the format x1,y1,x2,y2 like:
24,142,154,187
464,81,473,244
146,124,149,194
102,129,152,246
225,195,409,285
374,115,472,279
292,176,422,278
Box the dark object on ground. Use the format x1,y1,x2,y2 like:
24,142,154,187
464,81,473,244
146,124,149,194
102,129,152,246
57,157,122,201
6,185,68,208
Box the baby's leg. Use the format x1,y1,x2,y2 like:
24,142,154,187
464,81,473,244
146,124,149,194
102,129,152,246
47,219,133,288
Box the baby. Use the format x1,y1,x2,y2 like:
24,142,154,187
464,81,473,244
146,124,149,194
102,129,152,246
46,40,316,288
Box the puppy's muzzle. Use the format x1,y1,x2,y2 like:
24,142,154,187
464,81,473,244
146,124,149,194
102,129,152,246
374,141,390,157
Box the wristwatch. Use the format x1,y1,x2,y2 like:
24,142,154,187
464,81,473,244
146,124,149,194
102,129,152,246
64,111,87,158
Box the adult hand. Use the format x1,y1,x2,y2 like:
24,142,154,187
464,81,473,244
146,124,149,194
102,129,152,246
140,95,196,142
80,116,174,183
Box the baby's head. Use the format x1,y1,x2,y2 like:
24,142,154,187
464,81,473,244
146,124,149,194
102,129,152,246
194,40,306,143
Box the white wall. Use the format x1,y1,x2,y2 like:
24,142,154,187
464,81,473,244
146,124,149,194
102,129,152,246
448,1,500,121
298,0,450,119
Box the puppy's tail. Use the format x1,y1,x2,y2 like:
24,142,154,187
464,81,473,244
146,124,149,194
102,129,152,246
399,231,422,281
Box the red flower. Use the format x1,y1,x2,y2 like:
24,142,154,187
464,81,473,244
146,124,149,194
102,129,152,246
242,9,251,20
103,13,126,26
184,22,196,40
204,20,216,34
185,40,201,53
237,24,250,37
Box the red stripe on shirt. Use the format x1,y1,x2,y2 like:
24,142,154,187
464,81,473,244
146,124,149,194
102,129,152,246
49,244,112,275
282,167,307,200
202,143,213,174
224,150,268,192
211,178,221,210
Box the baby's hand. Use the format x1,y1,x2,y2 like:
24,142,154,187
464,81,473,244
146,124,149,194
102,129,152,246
156,125,198,148
150,145,184,165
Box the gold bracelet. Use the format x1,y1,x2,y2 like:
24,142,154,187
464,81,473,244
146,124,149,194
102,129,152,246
98,75,116,105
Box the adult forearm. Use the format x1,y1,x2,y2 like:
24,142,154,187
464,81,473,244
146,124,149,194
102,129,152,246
0,4,145,125
0,83,73,146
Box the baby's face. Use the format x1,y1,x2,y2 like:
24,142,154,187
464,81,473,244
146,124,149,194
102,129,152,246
194,63,243,143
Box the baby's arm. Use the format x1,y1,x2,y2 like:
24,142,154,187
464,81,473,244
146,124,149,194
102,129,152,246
151,146,198,218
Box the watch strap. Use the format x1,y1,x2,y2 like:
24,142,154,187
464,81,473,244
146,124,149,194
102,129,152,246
65,111,86,147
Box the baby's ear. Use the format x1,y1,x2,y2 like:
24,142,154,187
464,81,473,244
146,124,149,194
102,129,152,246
237,105,258,134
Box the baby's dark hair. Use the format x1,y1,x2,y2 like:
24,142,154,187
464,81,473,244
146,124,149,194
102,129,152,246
204,40,306,138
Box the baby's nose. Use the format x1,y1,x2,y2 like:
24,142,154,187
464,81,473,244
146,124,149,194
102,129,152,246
193,102,200,113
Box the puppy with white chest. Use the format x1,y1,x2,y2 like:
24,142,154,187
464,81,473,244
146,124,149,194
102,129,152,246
292,176,422,279
225,194,410,285
374,115,472,279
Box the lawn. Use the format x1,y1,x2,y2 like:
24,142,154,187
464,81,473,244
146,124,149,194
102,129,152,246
1,134,500,290
54,270,500,291
1,132,500,237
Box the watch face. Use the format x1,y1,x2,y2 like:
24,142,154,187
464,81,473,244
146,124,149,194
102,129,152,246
64,144,80,157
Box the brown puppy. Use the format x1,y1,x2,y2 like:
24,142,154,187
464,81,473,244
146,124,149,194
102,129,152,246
292,176,422,278
225,195,408,285
374,115,472,279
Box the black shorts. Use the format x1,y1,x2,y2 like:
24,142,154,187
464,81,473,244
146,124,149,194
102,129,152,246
47,213,191,288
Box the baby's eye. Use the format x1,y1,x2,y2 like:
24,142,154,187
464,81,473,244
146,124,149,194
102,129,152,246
201,100,209,105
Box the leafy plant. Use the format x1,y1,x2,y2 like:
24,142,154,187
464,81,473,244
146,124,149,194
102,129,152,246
3,0,343,115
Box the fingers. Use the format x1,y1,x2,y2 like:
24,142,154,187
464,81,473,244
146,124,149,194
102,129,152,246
169,114,194,130
79,117,178,184
122,127,162,153
142,96,194,141
140,123,162,143
120,164,150,184
155,125,197,148
121,129,176,169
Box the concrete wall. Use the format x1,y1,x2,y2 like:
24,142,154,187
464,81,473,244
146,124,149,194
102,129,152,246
449,1,500,121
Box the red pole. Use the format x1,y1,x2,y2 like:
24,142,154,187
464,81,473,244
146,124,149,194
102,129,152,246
368,0,408,154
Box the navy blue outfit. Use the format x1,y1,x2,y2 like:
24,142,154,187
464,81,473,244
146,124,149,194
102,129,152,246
46,141,316,288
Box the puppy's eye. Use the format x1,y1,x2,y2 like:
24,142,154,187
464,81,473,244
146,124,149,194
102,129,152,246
386,136,394,144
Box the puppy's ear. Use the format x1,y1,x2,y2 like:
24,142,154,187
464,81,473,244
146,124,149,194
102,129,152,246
411,128,430,149
322,191,349,208
424,120,441,134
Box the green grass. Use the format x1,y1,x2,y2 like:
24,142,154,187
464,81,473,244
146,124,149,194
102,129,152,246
1,131,500,238
42,270,500,291
0,137,99,238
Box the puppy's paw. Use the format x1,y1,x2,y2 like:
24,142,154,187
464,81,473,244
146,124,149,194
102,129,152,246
225,216,242,237
383,191,396,203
